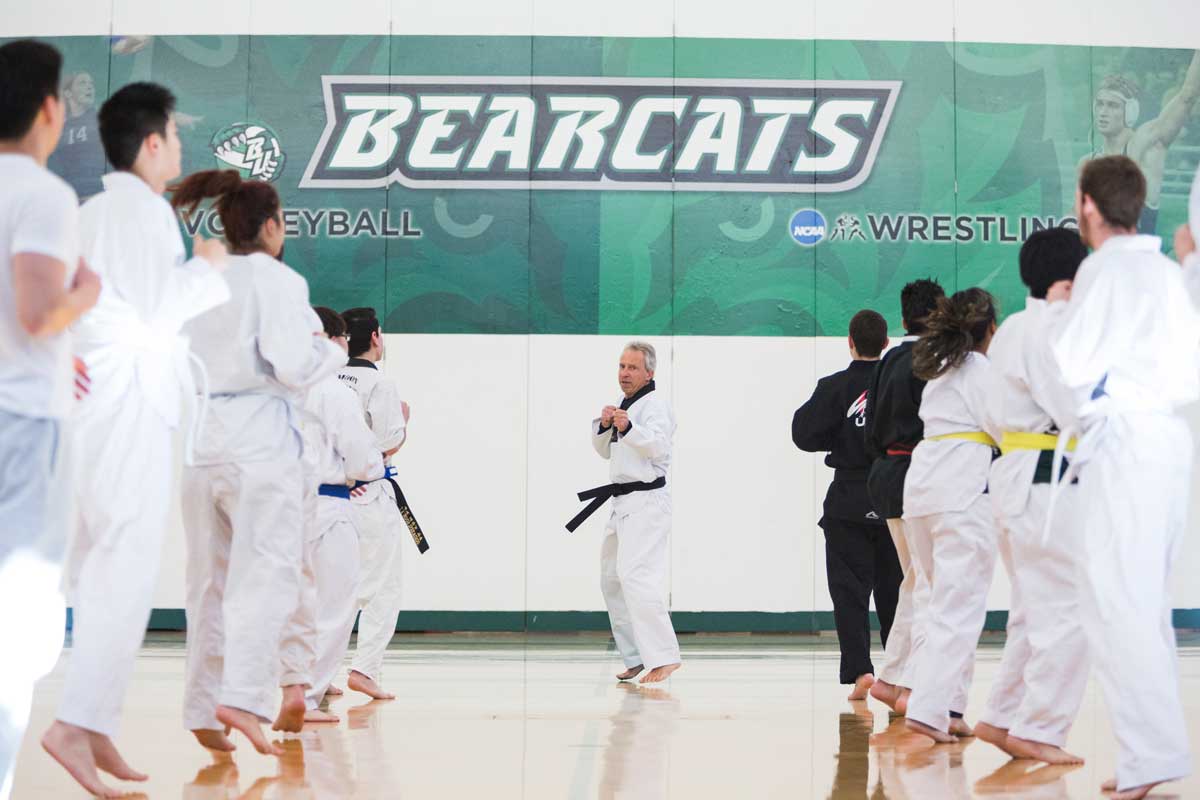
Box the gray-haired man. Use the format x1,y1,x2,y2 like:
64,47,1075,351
567,342,681,683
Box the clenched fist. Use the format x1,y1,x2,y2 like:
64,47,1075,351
600,405,617,428
613,409,630,433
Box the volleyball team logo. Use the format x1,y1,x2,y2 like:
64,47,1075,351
211,122,287,183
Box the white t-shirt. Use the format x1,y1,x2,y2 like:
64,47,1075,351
0,154,80,419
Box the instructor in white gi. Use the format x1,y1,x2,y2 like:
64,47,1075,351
42,82,230,798
1053,155,1200,800
582,342,680,684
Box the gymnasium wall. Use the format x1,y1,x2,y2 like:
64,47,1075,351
7,0,1200,629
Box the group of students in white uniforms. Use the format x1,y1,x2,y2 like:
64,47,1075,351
858,154,1200,800
0,39,414,799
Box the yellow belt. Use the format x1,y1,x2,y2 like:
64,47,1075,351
925,431,998,448
998,431,1077,455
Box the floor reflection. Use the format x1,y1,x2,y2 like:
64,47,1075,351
599,682,681,799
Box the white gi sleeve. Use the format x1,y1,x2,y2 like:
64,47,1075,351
255,269,344,390
592,418,613,459
1182,253,1200,309
331,383,385,482
1029,304,1082,432
619,399,673,460
366,377,407,452
969,357,1003,444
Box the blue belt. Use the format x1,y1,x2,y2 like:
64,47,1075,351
320,466,398,500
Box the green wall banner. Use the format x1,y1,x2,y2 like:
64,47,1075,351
33,35,1200,335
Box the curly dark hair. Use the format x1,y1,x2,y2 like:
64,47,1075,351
911,288,998,381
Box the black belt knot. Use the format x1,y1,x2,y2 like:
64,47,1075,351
565,476,666,532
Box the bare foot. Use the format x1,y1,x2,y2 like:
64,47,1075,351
905,718,956,744
640,663,681,684
41,721,121,798
1005,735,1084,765
869,679,901,710
88,732,148,781
975,721,1020,756
216,705,282,756
272,685,306,733
1111,782,1167,800
616,665,644,681
949,717,975,738
304,709,340,723
348,670,396,700
848,673,875,701
324,685,344,697
895,688,911,715
1102,778,1117,793
192,728,236,752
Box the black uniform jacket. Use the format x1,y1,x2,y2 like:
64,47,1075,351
792,359,884,528
864,340,926,520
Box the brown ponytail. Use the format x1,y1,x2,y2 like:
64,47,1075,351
911,288,997,381
169,169,281,254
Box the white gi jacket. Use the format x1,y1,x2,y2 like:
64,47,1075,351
337,358,406,506
184,253,345,464
590,383,675,516
985,298,1080,518
301,376,385,540
1054,235,1200,422
904,352,998,517
74,172,229,429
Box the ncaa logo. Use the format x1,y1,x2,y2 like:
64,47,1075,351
790,209,827,246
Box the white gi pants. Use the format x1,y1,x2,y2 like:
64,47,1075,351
599,491,680,670
350,486,404,683
182,458,304,729
875,518,929,689
1079,413,1192,791
57,396,171,736
279,491,320,692
905,494,997,732
981,484,1089,747
280,495,361,709
0,410,68,800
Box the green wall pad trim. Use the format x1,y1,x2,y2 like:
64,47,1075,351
82,609,1200,634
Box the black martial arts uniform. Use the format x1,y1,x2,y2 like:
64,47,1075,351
793,359,902,684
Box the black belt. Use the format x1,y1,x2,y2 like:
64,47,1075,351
383,476,430,554
834,468,868,481
565,476,666,532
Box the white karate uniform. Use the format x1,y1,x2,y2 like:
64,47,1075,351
180,253,344,730
0,154,79,800
58,172,229,737
903,351,998,733
337,358,407,684
279,376,383,709
876,517,930,691
979,297,1089,748
1052,234,1200,792
591,387,681,671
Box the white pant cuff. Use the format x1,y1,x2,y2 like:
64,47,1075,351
279,673,311,689
54,711,116,739
907,707,949,734
978,711,1014,732
1008,723,1067,749
219,692,272,724
641,652,681,671
1118,755,1192,792
349,665,380,683
623,656,643,669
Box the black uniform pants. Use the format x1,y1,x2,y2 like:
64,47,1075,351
822,519,903,684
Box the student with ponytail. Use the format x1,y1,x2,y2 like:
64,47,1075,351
901,288,1002,743
170,170,345,756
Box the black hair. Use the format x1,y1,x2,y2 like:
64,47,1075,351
0,40,63,140
98,82,175,170
313,306,346,339
342,307,380,358
900,278,946,335
848,309,888,358
1019,228,1088,299
912,288,998,381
